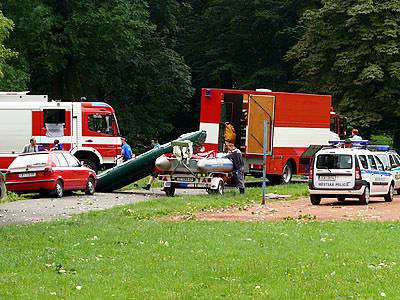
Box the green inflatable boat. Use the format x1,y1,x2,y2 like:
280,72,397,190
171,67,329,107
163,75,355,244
96,130,207,192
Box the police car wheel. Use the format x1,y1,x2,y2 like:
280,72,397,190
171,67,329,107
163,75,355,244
384,184,394,202
359,186,370,205
310,195,321,205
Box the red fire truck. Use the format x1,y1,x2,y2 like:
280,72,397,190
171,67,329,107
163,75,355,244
0,92,121,172
199,88,346,183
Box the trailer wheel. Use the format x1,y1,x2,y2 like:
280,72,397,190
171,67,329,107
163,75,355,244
164,186,175,197
208,181,224,195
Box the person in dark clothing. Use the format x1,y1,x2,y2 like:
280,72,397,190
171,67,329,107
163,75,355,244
225,142,245,194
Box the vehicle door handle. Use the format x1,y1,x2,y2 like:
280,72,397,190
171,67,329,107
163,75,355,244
85,139,93,143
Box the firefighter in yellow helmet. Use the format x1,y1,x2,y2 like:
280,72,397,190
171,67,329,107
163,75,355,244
224,122,236,144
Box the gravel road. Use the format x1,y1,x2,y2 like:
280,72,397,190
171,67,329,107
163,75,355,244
0,189,204,226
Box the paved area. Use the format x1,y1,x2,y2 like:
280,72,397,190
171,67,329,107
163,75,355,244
0,189,205,226
173,195,400,222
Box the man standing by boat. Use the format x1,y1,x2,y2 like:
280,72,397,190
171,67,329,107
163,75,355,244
225,142,245,194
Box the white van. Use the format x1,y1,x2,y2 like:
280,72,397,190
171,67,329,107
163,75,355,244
309,147,394,205
369,146,400,193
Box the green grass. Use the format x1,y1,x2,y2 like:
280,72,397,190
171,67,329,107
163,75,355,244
1,184,398,299
0,191,28,203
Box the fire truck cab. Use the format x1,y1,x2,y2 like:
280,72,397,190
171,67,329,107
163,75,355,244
199,88,346,183
0,92,121,172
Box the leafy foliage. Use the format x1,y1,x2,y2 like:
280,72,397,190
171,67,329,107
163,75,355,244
1,1,192,143
287,0,400,142
0,10,28,90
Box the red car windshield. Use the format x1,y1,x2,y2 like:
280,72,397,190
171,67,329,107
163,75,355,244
9,153,49,168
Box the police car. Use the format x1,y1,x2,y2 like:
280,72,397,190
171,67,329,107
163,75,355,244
309,141,395,205
368,146,400,193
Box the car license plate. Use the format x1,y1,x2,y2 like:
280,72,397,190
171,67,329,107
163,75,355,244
318,175,335,181
173,176,195,182
19,172,36,178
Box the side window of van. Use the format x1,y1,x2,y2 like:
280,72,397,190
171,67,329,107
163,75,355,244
389,155,397,168
367,155,377,170
358,155,368,169
375,156,384,171
393,155,400,167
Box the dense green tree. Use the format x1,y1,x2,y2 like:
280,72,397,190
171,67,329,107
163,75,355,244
287,0,400,144
0,10,28,90
180,0,318,91
1,0,193,143
172,0,319,134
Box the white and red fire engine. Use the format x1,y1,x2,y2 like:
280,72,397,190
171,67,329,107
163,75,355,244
0,92,121,172
199,88,346,183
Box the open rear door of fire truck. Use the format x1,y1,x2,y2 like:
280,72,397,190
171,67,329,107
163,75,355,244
246,95,275,155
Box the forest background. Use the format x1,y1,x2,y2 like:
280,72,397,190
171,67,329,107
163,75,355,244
1,0,400,149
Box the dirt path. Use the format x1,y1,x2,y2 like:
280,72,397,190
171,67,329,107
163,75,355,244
176,196,400,222
0,189,204,226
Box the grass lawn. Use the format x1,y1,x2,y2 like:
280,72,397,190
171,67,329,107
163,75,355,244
0,184,398,299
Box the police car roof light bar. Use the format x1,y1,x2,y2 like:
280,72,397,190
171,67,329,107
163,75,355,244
328,140,369,148
367,145,391,152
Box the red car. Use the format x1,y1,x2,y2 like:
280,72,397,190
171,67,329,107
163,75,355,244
6,151,96,198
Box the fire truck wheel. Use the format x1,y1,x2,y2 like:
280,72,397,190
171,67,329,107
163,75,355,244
281,162,293,184
164,186,175,197
85,177,96,195
81,159,98,173
267,162,294,185
310,195,321,205
51,180,64,198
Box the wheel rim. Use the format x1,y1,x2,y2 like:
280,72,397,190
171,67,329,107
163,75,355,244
365,187,370,203
283,164,292,183
218,183,223,194
87,179,94,193
56,183,63,196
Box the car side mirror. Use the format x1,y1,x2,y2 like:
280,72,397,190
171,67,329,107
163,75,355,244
385,166,391,171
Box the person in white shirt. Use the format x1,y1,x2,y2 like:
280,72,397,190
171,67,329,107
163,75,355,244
22,137,38,153
350,128,362,141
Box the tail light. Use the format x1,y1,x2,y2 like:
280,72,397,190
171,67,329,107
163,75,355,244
309,160,313,177
355,166,361,180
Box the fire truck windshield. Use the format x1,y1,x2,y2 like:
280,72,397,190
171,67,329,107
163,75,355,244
88,113,116,135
